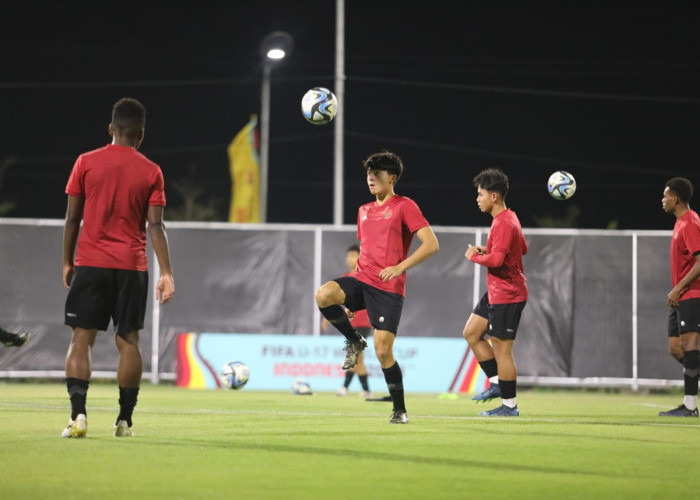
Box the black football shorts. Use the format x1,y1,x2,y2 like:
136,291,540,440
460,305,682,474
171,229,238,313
65,266,148,335
473,292,526,341
334,276,404,335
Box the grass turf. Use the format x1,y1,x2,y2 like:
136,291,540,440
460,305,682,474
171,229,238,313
1,383,699,499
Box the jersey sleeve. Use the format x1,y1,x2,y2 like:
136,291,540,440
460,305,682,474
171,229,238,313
65,156,85,197
402,197,429,233
683,218,700,256
148,167,167,206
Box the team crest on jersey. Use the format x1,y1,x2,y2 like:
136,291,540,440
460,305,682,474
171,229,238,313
384,211,392,219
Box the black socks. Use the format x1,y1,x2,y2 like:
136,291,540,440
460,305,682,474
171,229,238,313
66,377,89,420
319,305,362,342
117,386,140,427
479,358,498,379
683,350,700,397
382,362,405,412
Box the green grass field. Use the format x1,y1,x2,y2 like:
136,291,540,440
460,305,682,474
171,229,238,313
1,383,699,499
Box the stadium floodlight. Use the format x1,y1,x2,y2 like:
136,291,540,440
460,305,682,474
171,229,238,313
258,31,293,223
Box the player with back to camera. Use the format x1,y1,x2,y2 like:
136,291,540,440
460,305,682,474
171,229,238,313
315,151,439,424
463,168,527,417
0,326,29,347
659,177,700,417
322,244,372,398
62,98,175,438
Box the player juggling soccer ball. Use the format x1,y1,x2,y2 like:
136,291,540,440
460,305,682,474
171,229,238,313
62,98,175,438
659,177,700,417
315,151,439,424
463,168,527,417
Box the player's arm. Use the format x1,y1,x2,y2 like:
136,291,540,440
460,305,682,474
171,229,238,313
147,205,175,305
379,226,439,282
467,247,507,268
668,252,700,307
62,195,84,288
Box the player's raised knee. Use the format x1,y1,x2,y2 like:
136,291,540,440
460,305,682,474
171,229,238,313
315,281,342,307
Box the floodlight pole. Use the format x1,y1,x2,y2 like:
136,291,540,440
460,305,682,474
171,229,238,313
260,63,272,223
333,0,346,226
258,31,293,223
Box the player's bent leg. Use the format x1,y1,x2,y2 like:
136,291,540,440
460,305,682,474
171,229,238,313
462,314,492,361
115,331,141,436
465,314,502,402
315,281,346,308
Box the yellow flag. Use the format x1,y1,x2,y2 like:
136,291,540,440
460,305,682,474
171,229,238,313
227,115,260,223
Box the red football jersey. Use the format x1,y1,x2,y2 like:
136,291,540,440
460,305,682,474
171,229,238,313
470,208,528,304
671,209,700,301
355,195,429,296
65,144,166,271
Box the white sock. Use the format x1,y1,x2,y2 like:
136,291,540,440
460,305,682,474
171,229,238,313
489,376,498,385
502,398,517,408
684,395,697,410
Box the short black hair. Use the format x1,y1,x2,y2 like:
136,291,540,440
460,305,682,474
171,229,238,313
111,97,146,131
665,177,694,204
347,244,360,253
473,168,509,198
362,151,403,181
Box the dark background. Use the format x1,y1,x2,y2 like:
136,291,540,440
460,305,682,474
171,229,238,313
1,0,698,229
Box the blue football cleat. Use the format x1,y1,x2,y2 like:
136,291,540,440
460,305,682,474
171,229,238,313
479,404,519,417
658,404,698,417
472,383,501,402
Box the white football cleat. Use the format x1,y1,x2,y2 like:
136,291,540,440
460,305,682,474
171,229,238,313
114,420,134,437
61,414,87,438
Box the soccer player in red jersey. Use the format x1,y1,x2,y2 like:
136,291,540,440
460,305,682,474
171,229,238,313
322,245,373,398
659,177,700,417
463,168,527,417
315,151,439,423
61,98,175,437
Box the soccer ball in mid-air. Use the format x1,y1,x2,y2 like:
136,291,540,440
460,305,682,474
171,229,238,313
291,379,313,395
220,361,250,390
301,87,338,125
547,171,577,200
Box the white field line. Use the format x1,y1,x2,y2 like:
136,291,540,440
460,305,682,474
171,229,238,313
2,402,700,428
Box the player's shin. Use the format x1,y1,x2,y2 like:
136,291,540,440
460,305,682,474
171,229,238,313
382,362,405,412
318,305,362,341
683,350,699,411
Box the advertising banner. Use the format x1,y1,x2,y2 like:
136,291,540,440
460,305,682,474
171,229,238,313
176,333,489,394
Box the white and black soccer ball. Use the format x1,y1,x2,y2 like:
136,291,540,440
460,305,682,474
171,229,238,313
547,171,577,200
301,87,338,125
291,379,313,395
220,361,250,390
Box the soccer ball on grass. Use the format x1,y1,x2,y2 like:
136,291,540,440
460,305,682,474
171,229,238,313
220,361,250,390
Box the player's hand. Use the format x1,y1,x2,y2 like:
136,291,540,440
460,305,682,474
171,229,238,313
379,265,403,282
465,244,485,260
346,309,355,320
156,274,175,305
668,287,684,307
63,263,74,289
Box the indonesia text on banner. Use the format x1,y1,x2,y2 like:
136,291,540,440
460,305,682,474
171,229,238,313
227,115,260,223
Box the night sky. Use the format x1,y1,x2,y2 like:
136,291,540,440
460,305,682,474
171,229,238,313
1,1,698,229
